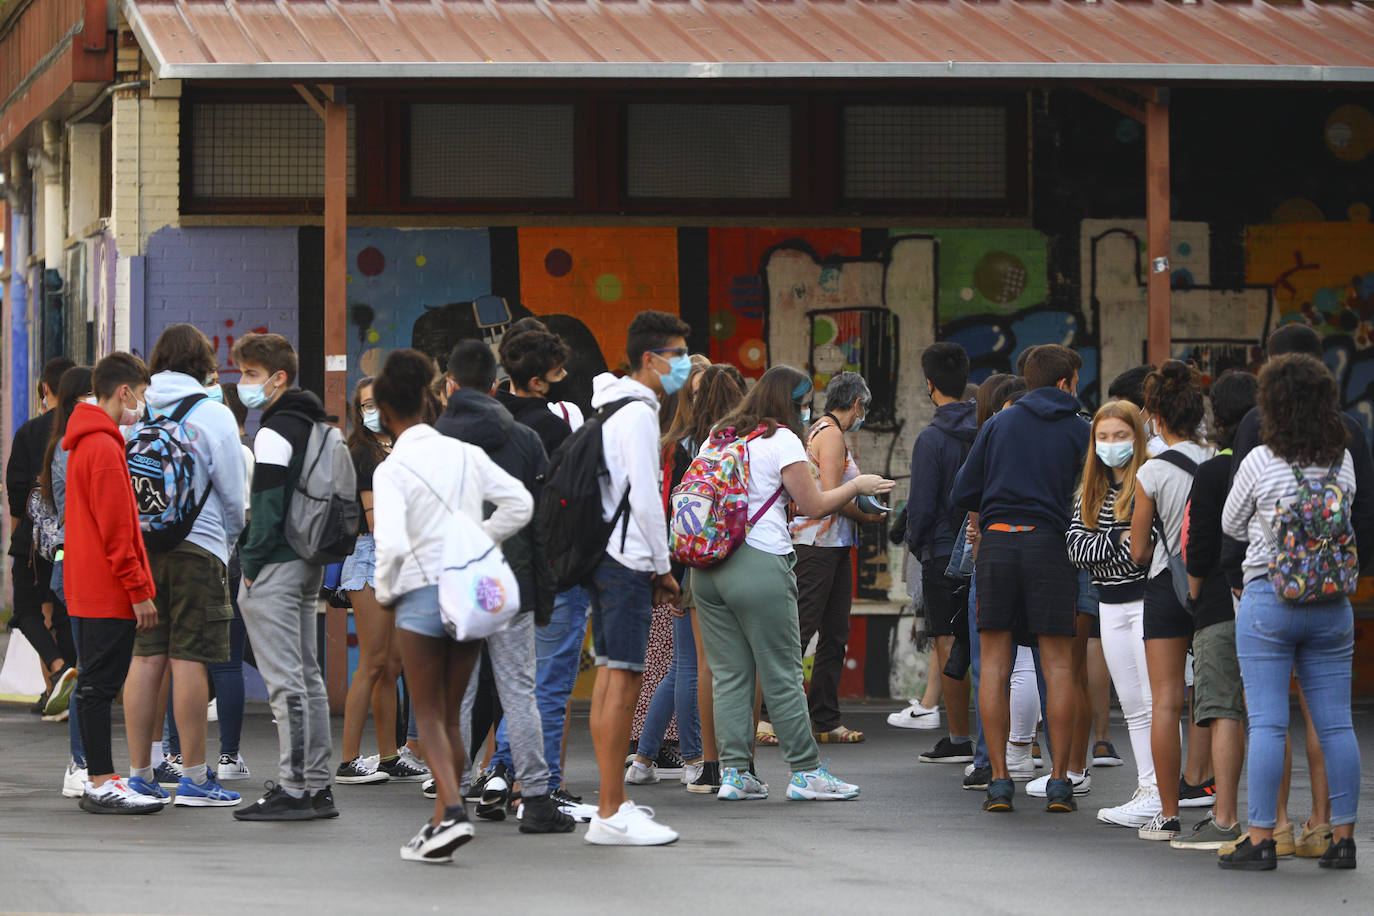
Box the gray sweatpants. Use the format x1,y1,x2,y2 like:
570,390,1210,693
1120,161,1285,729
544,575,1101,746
240,559,331,792
459,611,551,798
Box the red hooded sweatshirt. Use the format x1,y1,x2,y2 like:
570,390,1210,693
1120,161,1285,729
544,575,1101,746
62,402,155,618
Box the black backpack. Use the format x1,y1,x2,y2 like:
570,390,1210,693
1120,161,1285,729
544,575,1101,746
536,397,636,591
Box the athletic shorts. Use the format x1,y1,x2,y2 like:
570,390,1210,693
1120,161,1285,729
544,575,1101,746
1143,569,1194,641
921,555,964,638
974,527,1077,638
138,541,232,663
1191,619,1244,726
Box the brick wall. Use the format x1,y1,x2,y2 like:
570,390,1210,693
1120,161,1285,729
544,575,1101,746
143,227,300,379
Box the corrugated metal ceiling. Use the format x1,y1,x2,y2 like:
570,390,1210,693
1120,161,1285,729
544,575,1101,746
123,0,1374,82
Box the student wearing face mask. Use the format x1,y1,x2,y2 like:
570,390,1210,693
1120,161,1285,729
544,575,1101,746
1067,400,1157,828
756,371,885,748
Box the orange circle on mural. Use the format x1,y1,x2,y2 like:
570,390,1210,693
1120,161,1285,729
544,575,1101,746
1326,105,1374,163
739,338,767,370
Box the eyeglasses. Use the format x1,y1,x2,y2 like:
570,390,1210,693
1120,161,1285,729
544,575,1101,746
650,347,689,359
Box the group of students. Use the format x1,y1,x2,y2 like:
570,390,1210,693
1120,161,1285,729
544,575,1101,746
6,310,1361,870
891,328,1360,872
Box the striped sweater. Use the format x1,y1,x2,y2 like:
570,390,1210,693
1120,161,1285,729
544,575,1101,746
1066,483,1148,602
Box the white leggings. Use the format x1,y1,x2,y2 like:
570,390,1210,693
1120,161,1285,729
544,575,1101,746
1009,646,1040,745
1098,599,1155,788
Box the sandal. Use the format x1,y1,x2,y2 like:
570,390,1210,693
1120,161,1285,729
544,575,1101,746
815,726,866,744
754,721,779,746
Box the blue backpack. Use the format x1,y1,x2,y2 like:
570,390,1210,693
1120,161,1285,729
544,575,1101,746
126,394,213,553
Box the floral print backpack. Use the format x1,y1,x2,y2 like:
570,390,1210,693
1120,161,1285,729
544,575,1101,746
1267,464,1359,604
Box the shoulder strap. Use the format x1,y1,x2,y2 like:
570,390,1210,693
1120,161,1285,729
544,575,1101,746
1155,449,1199,476
597,397,638,422
168,392,209,424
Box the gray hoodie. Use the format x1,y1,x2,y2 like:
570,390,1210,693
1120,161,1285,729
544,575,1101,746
145,370,247,565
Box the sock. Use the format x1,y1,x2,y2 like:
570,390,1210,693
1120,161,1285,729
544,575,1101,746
184,763,208,784
132,765,154,783
283,786,306,798
1069,769,1085,780
151,743,164,763
950,735,970,745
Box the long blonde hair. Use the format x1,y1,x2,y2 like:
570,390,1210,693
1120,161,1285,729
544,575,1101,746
1079,399,1148,529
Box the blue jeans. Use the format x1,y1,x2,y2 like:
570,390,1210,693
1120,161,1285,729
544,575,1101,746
636,609,702,761
1236,579,1361,829
528,586,590,788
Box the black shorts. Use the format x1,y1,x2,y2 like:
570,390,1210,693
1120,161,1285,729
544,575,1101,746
974,527,1078,638
921,555,965,638
1143,569,1194,640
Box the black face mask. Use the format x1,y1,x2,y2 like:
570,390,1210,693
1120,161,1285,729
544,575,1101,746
544,376,575,405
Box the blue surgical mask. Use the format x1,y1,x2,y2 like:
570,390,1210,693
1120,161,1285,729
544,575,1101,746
203,383,224,403
799,407,812,425
660,354,692,397
1095,441,1135,469
851,415,864,432
363,409,382,434
237,380,273,410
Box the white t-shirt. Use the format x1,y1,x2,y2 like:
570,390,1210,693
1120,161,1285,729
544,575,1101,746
1135,439,1215,578
745,427,809,554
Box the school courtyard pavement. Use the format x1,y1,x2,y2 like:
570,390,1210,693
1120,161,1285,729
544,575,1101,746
2,683,1372,914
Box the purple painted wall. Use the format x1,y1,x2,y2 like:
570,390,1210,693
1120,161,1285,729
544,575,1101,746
144,227,299,380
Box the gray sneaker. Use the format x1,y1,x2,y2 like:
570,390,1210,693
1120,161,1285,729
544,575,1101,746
1170,813,1242,850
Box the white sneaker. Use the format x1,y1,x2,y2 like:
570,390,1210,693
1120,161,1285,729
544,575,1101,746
584,801,679,846
886,700,941,729
1006,744,1035,782
624,760,660,785
399,746,428,771
206,698,218,722
1097,784,1163,828
786,766,860,800
681,760,704,786
217,753,251,781
1026,771,1092,797
79,777,164,814
717,767,769,800
62,760,87,798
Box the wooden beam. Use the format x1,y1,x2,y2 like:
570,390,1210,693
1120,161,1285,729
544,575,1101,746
323,96,348,426
293,83,325,120
1079,84,1147,123
1145,91,1171,369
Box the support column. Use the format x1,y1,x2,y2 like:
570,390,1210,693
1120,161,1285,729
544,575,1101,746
67,123,102,237
1145,91,1170,369
322,92,349,715
41,121,64,275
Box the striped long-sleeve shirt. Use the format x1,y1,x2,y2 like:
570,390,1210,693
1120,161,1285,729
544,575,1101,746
1066,482,1147,602
1223,445,1356,585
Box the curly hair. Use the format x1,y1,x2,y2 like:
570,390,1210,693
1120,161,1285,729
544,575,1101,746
1142,359,1205,441
1258,354,1348,466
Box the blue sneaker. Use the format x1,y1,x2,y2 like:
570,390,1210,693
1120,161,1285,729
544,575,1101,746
785,764,859,801
126,776,170,800
174,774,241,808
716,767,768,801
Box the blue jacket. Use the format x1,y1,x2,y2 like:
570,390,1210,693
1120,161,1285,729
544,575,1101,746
950,387,1089,533
907,399,977,562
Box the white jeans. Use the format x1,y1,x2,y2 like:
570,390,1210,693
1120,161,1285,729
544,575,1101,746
1099,599,1155,788
1009,646,1039,744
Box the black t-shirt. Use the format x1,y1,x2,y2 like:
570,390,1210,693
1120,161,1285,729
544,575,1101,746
1184,453,1240,629
350,443,385,536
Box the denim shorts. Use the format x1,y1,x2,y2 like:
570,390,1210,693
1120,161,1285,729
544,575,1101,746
587,555,653,672
340,534,376,591
394,584,447,639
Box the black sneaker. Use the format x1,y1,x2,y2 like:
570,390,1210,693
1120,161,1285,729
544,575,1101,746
920,737,975,764
1218,836,1277,871
519,793,576,834
421,805,475,858
311,786,339,819
378,754,429,783
1179,775,1217,808
477,763,510,821
1318,837,1356,870
233,783,316,822
30,692,50,715
982,777,1014,812
1045,777,1077,813
688,761,722,795
654,745,686,777
963,765,992,791
336,756,389,785
550,786,582,806
422,778,437,800
464,768,492,802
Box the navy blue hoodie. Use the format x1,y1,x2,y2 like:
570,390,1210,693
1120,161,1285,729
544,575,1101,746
907,398,977,561
950,387,1090,533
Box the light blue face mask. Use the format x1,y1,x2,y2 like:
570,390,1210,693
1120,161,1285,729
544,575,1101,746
237,380,272,410
363,409,383,434
1095,440,1136,468
203,383,224,403
800,406,812,425
660,354,692,397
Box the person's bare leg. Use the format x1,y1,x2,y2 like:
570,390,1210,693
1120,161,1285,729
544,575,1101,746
169,659,209,772
1210,717,1245,828
1068,615,1092,775
979,630,1014,779
123,654,170,770
935,635,970,737
1144,638,1189,818
590,667,642,817
1276,736,1294,833
398,630,476,824
370,610,401,759
1183,698,1213,785
1087,637,1113,747
1038,634,1080,782
1296,685,1331,828
921,641,944,712
690,608,717,761
341,585,392,761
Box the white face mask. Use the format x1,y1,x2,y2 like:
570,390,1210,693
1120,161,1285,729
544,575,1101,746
121,395,145,427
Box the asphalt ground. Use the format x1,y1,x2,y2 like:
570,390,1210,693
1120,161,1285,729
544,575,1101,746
1,695,1372,915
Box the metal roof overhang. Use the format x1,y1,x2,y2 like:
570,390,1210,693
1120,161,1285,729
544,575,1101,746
123,0,1374,85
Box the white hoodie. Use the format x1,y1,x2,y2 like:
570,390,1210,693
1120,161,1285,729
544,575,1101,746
592,372,670,576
